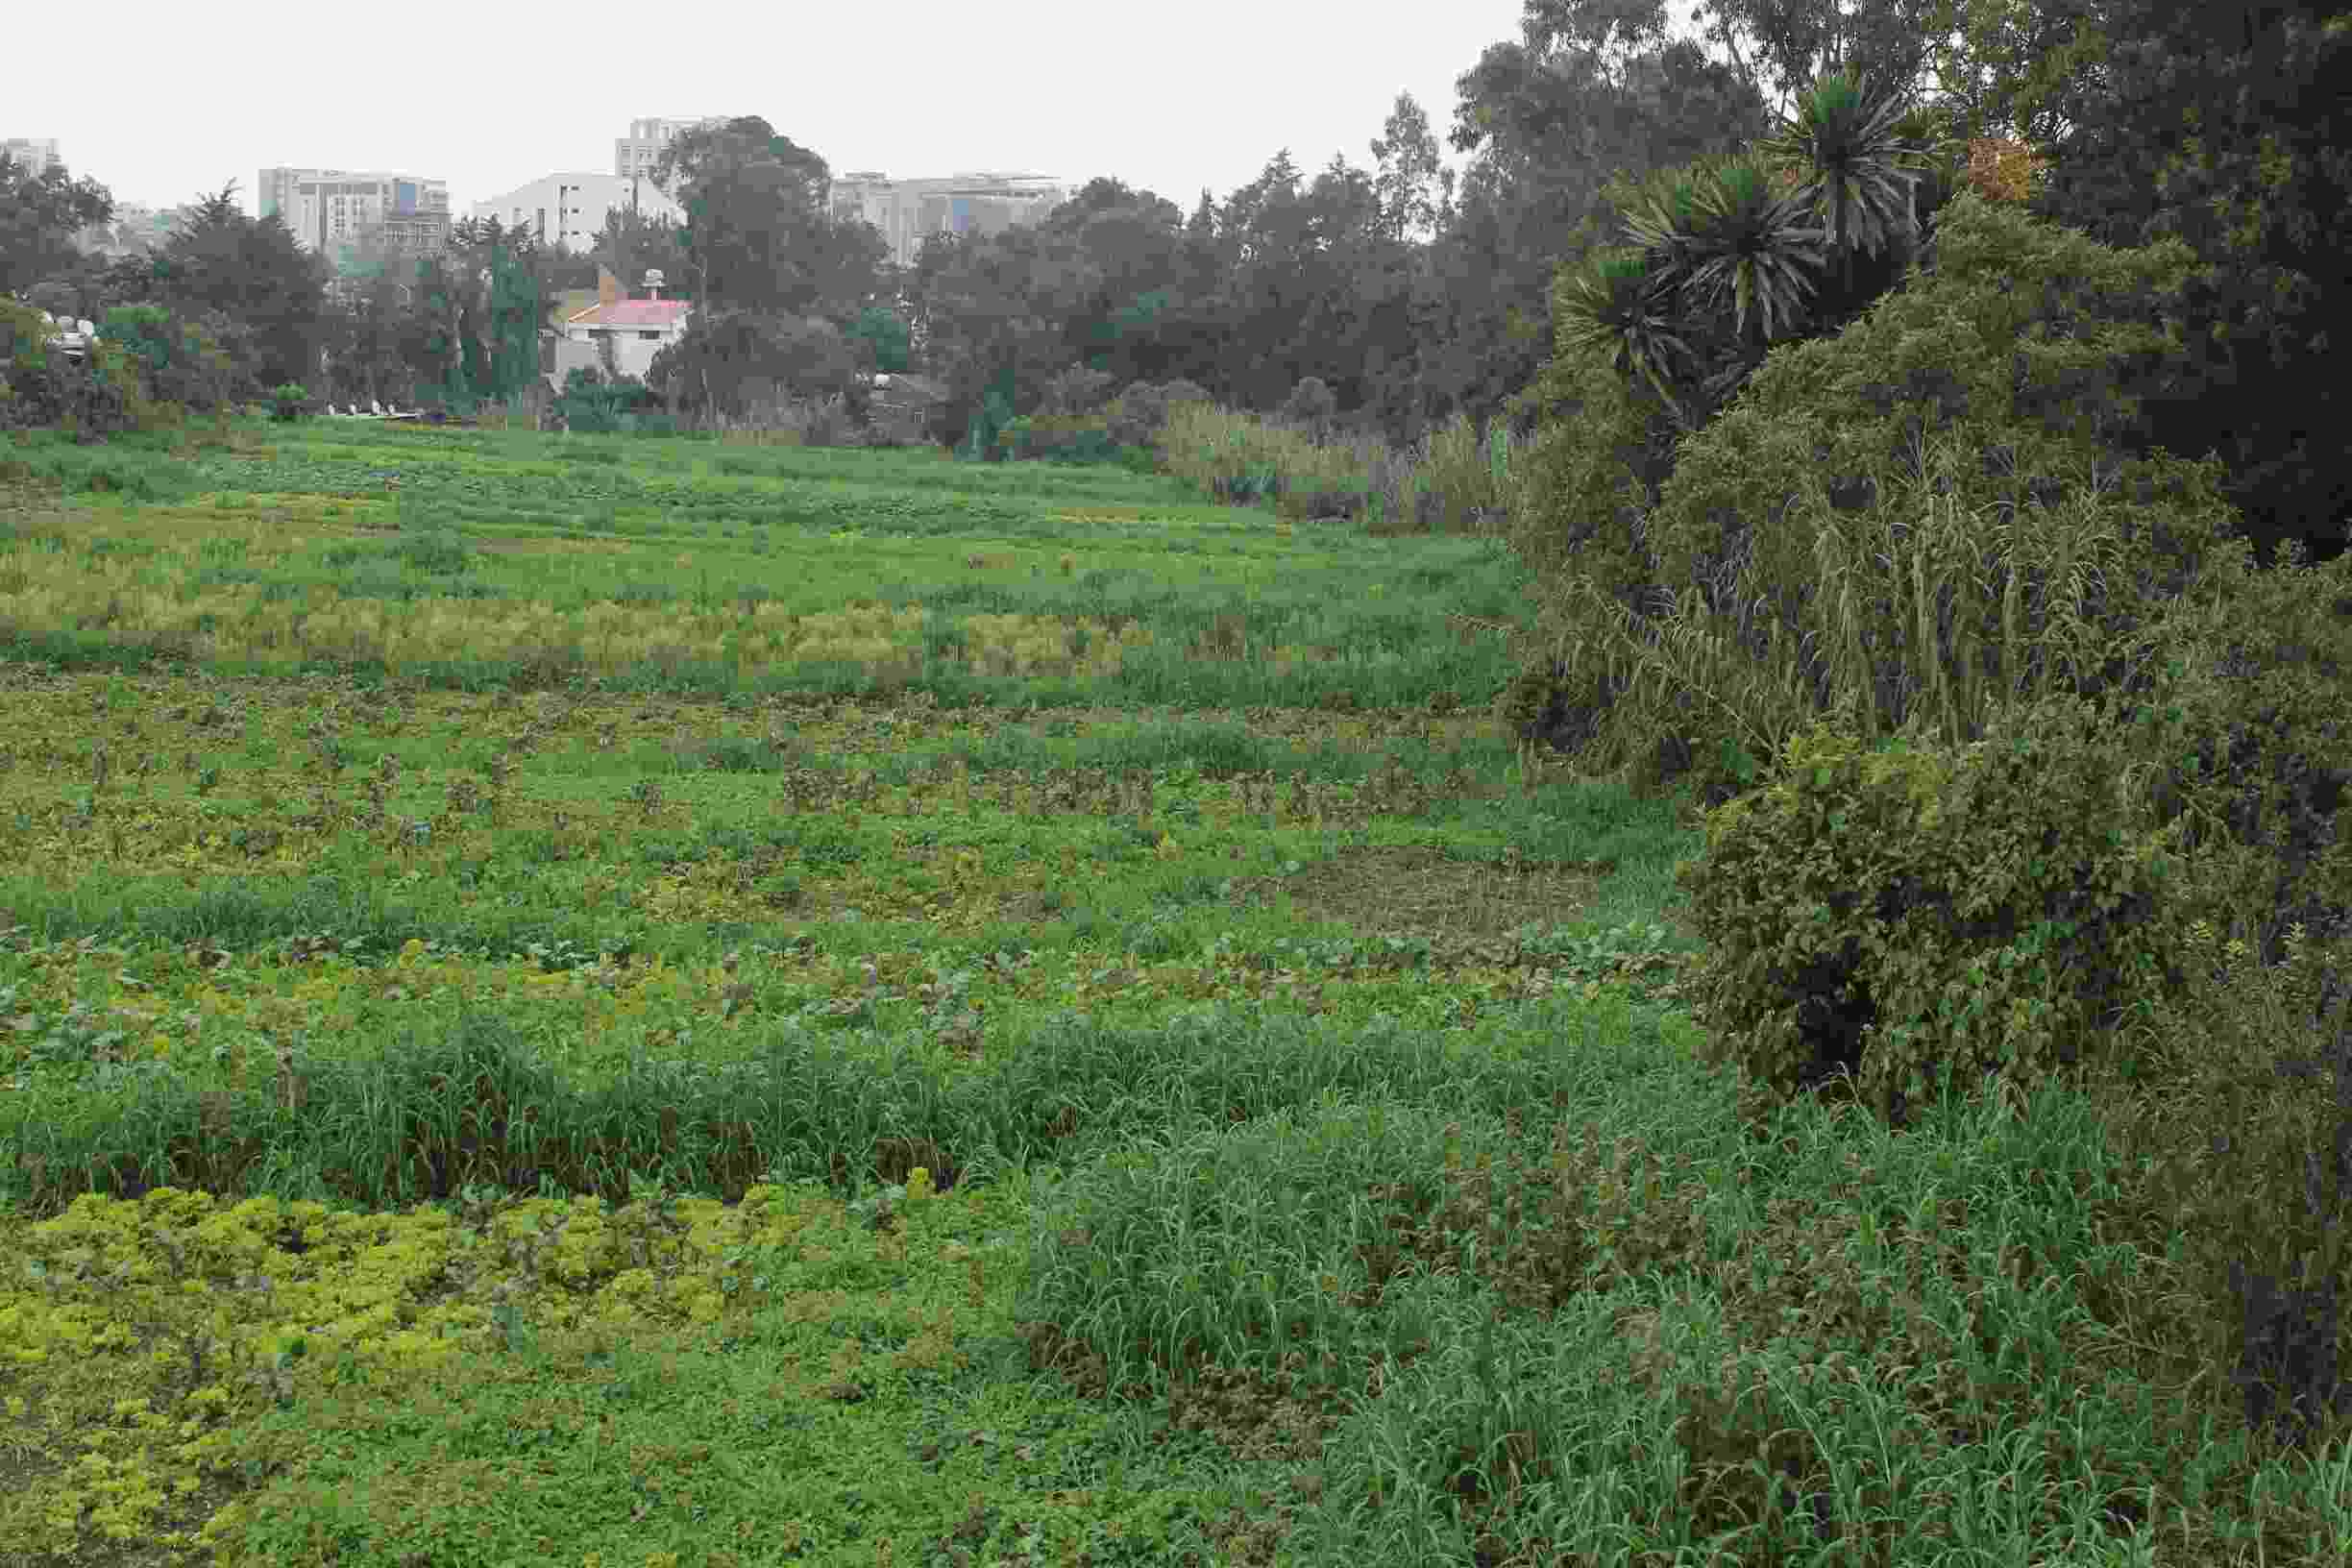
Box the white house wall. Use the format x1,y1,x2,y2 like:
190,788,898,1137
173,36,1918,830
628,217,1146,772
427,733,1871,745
550,327,676,389
472,172,684,255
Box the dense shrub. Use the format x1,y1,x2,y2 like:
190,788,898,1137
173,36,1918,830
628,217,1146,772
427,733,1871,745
1528,164,2352,1470
1102,378,1213,453
97,304,247,413
1667,528,2352,1464
845,305,912,375
1672,691,2191,1135
1500,188,2248,823
646,309,863,430
959,383,1017,464
1277,375,1341,443
553,367,655,434
0,297,155,441
992,411,1133,465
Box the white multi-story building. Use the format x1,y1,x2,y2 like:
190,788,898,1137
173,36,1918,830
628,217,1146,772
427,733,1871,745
257,167,452,259
613,117,729,199
0,136,61,177
469,173,683,255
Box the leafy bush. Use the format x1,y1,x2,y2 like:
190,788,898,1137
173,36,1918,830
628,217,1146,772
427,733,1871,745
2055,547,2352,1466
1278,375,1340,442
992,411,1130,465
1212,466,1285,507
1102,378,1214,453
1500,188,2247,823
1672,529,2352,1465
390,528,474,575
2116,902,2352,1461
845,306,912,375
1670,694,2195,1135
97,304,246,414
1565,163,2352,1471
0,297,153,441
554,367,655,434
959,383,1017,464
647,308,863,429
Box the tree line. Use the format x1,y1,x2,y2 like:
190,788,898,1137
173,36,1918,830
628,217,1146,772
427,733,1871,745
1,0,2343,561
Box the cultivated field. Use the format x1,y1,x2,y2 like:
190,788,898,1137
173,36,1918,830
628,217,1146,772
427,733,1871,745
0,408,2343,1568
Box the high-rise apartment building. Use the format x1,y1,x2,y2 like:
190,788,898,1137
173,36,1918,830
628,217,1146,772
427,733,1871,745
470,172,684,255
257,167,452,260
1,137,62,177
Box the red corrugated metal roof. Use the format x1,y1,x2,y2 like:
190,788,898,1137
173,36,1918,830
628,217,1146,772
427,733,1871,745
564,299,692,329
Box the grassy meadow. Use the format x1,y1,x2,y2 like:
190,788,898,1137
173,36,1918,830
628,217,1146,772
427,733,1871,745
0,402,2346,1568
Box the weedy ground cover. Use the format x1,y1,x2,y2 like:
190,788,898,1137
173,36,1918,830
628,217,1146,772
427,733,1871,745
0,413,2346,1568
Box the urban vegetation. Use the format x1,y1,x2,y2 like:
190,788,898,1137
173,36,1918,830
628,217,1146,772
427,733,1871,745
3,2,2352,1565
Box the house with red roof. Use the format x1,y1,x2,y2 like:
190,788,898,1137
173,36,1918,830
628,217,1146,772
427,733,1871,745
545,265,691,394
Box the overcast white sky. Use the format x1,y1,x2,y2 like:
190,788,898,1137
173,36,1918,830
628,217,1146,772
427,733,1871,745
14,0,1991,224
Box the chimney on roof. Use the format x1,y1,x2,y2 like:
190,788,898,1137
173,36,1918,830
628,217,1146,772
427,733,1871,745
597,265,619,306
